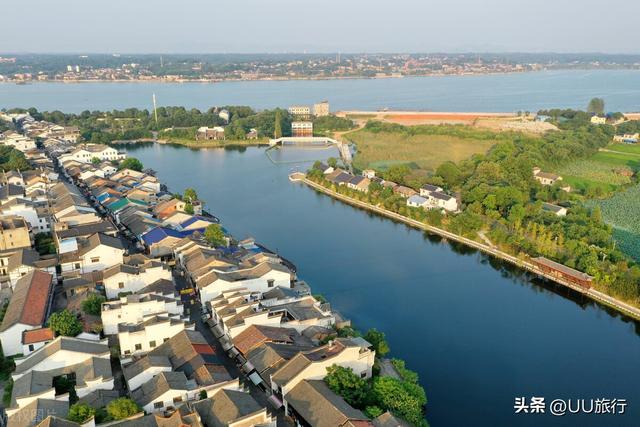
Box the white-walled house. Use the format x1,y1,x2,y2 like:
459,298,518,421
21,327,55,356
103,261,172,299
0,198,51,233
197,262,293,304
118,315,194,357
101,293,184,335
132,373,239,414
58,144,126,164
59,233,125,275
0,271,53,356
8,336,113,415
271,337,375,399
7,248,58,289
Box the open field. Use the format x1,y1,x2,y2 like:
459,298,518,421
557,144,639,193
347,129,496,171
589,184,640,262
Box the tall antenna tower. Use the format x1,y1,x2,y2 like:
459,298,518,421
152,93,158,125
160,55,164,68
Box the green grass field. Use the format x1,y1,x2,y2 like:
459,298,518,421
606,143,640,155
348,130,496,172
588,184,640,262
557,144,639,193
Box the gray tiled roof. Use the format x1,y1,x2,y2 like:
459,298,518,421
285,379,367,427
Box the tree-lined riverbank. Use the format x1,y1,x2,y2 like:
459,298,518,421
292,173,640,321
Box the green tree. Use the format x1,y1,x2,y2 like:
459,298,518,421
591,206,603,223
68,402,96,423
274,110,283,138
91,157,101,165
372,376,427,426
81,294,106,316
364,328,390,357
106,398,141,420
325,365,370,408
327,157,338,168
48,309,82,337
184,187,198,202
118,157,144,172
587,98,605,115
204,224,226,247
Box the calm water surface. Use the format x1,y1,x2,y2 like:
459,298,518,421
125,143,640,427
1,70,640,112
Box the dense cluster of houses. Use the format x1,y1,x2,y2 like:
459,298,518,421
0,114,407,427
318,164,460,213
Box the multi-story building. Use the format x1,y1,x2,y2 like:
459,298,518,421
313,100,330,117
291,121,313,138
288,105,311,118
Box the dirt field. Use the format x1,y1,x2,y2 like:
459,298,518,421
475,117,558,134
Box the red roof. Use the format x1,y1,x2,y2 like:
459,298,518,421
192,343,216,355
22,270,54,326
22,327,55,344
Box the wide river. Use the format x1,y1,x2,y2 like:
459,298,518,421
4,71,640,426
1,70,640,112
122,143,640,427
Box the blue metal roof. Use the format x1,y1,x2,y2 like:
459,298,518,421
142,226,193,246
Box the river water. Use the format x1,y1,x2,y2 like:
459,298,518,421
1,70,640,113
4,71,640,426
123,143,640,427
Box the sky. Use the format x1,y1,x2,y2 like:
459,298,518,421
2,0,639,54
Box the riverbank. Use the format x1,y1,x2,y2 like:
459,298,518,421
292,172,640,321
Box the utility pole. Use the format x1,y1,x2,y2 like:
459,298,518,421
160,55,163,68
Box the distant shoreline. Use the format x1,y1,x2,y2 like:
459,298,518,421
3,68,640,85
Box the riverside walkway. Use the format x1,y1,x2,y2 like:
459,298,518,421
290,172,640,321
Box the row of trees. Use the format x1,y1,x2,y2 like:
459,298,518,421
309,113,640,305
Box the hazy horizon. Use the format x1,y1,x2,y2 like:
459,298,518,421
3,0,640,54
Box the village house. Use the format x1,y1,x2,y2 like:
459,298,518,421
58,143,126,164
197,261,293,304
590,115,607,124
21,327,55,356
196,126,225,141
6,248,58,288
407,194,429,209
101,292,185,335
117,315,194,357
270,337,375,399
7,336,114,416
123,330,230,392
59,232,126,275
103,259,172,299
0,216,32,252
424,191,459,212
393,185,418,198
533,167,563,186
362,169,376,179
347,175,370,193
0,183,25,204
0,270,54,356
542,202,568,217
284,379,370,427
0,197,51,233
613,133,639,143
192,387,277,426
